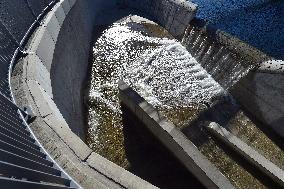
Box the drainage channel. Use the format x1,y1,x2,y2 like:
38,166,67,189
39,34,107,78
86,15,284,189
86,16,208,188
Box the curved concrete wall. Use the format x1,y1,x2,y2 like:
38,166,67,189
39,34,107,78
10,0,284,187
50,0,197,139
11,0,197,188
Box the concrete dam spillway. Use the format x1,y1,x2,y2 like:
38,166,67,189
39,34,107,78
0,0,283,188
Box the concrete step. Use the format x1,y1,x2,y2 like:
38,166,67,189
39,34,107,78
189,129,268,188
206,122,284,188
118,80,234,189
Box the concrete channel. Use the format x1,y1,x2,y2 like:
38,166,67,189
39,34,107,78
8,0,284,188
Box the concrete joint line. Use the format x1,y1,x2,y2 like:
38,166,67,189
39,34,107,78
43,117,91,161
207,122,284,187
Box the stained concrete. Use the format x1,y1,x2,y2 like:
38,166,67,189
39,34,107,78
231,72,284,138
118,81,234,189
10,0,284,188
12,0,198,188
183,18,284,139
207,122,284,187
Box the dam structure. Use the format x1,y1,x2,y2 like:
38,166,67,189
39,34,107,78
0,0,283,188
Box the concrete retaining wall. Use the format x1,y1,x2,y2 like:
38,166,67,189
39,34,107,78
183,18,284,139
118,81,234,189
12,0,164,188
207,122,284,187
11,0,199,187
10,0,284,187
122,0,197,38
47,0,197,140
231,72,284,138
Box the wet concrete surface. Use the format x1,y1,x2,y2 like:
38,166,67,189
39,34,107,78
121,105,206,189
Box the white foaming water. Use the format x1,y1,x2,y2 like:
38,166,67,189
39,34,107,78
183,25,255,90
89,21,225,116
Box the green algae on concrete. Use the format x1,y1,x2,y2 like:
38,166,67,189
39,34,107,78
199,137,267,189
159,105,205,129
86,20,172,168
87,100,130,168
227,111,284,170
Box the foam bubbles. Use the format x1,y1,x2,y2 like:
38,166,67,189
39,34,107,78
89,21,225,113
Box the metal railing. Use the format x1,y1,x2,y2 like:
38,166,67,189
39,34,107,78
0,0,81,188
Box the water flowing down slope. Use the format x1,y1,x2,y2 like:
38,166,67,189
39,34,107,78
87,18,227,168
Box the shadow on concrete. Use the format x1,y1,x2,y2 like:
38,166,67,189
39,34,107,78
181,98,283,188
239,106,284,152
121,104,205,189
211,132,282,189
182,98,239,147
230,75,284,152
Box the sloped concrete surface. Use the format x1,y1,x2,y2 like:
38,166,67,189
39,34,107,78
207,122,284,187
118,81,234,189
12,0,196,188
10,0,284,188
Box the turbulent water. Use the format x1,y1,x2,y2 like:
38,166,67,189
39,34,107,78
89,21,225,111
182,25,255,90
87,18,227,167
86,15,284,189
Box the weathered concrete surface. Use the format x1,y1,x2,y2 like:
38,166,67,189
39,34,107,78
11,0,284,187
122,0,197,38
118,81,234,189
87,153,158,189
207,122,284,187
13,0,197,188
184,18,284,139
231,72,284,138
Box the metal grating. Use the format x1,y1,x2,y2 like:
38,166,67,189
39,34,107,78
0,93,78,188
0,20,18,99
0,0,35,43
0,0,81,188
26,0,48,18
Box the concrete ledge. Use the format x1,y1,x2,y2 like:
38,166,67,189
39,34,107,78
68,0,77,8
258,59,284,73
61,0,71,15
231,72,284,138
87,153,158,189
12,0,163,188
43,11,61,42
25,54,53,98
54,3,66,26
27,80,92,160
123,0,197,38
28,116,122,189
27,0,77,72
34,26,55,71
118,80,234,189
207,122,284,187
